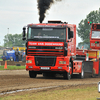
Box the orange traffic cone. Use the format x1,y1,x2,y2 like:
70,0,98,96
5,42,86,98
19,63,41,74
4,61,7,69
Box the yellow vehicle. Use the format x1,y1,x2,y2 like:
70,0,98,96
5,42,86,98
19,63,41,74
13,47,25,51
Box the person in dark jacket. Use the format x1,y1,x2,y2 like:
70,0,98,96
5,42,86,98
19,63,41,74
3,49,7,56
15,48,20,62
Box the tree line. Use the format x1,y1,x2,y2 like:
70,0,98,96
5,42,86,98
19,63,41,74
3,33,25,47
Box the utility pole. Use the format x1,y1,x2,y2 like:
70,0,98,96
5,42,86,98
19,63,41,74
7,28,9,47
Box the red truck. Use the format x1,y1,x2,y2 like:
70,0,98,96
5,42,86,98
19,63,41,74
76,23,100,77
22,21,85,80
89,23,100,76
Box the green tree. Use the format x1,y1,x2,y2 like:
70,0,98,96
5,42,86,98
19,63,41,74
4,33,25,47
77,8,100,49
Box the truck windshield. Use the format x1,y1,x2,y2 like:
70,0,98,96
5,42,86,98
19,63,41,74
28,27,66,41
92,31,100,38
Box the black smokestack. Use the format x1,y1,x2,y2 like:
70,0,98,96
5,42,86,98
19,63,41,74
37,0,62,23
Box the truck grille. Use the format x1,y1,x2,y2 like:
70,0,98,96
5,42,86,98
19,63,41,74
28,46,64,56
35,56,56,66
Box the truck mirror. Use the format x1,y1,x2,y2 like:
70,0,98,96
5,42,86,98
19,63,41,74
22,27,26,40
70,31,73,38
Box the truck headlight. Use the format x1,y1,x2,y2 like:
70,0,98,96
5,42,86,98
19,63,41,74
59,61,66,64
26,60,32,63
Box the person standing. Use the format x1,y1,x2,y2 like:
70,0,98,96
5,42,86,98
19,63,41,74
20,51,23,61
22,50,25,61
3,49,7,56
15,48,20,62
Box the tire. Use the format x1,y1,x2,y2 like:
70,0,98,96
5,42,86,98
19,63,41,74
29,71,37,78
79,64,84,79
63,62,72,80
63,70,71,80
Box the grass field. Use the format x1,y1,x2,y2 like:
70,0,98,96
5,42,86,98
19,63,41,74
0,65,25,70
0,59,3,61
0,85,100,100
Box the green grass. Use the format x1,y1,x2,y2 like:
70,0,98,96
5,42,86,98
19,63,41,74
0,65,25,70
0,86,100,100
0,58,3,61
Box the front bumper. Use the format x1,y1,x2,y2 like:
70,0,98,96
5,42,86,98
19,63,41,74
26,56,70,73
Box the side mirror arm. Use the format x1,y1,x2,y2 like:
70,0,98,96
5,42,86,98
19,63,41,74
22,27,26,40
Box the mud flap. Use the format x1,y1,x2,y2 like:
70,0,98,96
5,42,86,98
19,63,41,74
83,61,93,73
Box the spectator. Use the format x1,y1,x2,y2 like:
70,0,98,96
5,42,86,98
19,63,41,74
3,49,7,56
15,48,20,62
22,50,25,61
20,51,23,61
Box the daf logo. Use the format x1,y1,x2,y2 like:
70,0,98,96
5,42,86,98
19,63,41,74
55,47,63,49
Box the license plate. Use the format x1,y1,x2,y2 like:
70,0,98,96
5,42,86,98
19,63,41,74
40,67,50,70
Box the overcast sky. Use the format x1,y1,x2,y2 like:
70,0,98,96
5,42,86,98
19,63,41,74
0,0,100,46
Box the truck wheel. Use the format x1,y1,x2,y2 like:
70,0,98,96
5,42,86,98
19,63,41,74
79,65,84,79
63,71,71,80
29,71,37,78
63,62,72,80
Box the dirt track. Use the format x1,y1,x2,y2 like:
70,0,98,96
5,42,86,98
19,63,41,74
0,69,100,96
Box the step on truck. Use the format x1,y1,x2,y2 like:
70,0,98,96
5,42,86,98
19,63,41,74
22,20,84,80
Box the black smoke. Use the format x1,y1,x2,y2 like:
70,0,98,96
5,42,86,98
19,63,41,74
37,0,62,23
